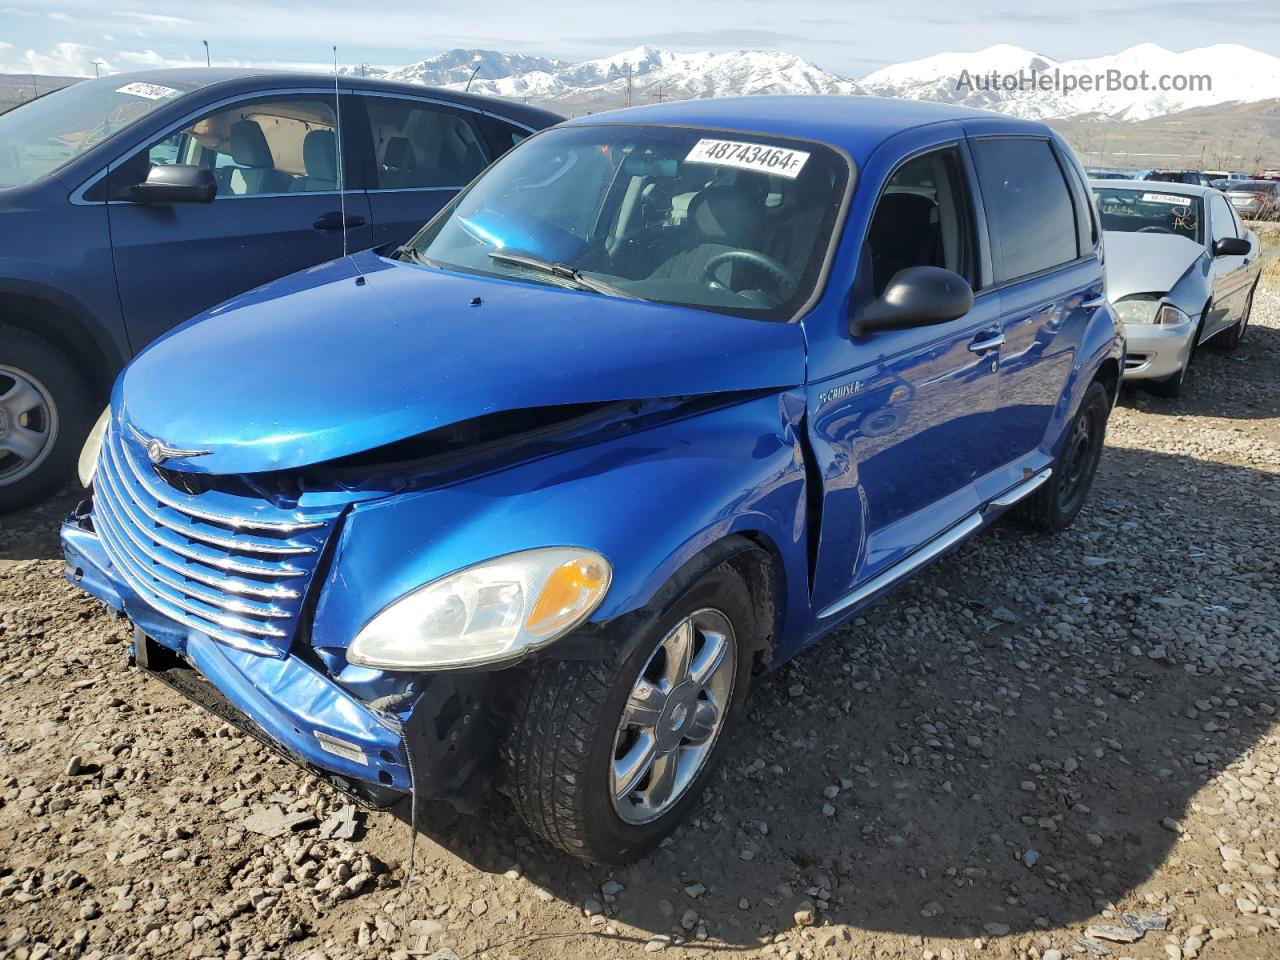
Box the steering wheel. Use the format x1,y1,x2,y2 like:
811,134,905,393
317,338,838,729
1137,225,1174,234
702,250,796,297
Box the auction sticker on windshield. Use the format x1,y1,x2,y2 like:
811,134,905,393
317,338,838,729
1141,193,1193,205
685,139,810,179
115,82,179,101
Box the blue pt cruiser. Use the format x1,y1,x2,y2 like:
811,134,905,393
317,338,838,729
63,96,1124,864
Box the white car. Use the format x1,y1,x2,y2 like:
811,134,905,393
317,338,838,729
1091,180,1262,397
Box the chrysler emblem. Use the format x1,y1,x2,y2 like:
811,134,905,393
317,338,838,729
127,424,211,464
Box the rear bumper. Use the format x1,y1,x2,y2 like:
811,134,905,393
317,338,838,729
62,511,491,809
1121,319,1194,381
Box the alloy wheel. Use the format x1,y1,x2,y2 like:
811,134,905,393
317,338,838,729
610,608,737,825
0,365,59,485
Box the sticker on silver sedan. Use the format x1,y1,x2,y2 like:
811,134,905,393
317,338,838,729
685,138,811,179
1140,192,1194,205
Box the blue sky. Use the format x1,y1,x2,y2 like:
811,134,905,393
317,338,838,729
2,0,1277,78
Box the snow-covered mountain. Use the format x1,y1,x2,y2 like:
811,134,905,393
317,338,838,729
862,43,1280,121
349,43,1280,121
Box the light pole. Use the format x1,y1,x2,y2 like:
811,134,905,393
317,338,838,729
91,61,101,78
465,57,483,92
202,40,210,67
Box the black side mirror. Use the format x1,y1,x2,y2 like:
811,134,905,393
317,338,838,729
129,164,217,204
852,266,974,336
1212,236,1250,257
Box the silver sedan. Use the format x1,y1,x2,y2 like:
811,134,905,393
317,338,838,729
1091,180,1263,397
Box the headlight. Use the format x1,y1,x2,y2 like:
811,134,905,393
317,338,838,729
348,547,612,671
1113,297,1160,324
77,408,110,488
1113,297,1189,326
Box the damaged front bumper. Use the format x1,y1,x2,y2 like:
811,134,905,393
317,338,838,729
62,511,492,811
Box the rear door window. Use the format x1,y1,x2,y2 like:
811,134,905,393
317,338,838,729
365,98,492,190
971,137,1081,282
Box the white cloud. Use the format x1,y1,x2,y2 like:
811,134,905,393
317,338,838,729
0,41,112,76
119,12,194,27
47,11,69,21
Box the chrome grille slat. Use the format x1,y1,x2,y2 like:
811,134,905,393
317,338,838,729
94,501,292,620
95,513,288,639
116,435,324,533
93,478,300,603
96,441,306,579
104,433,316,556
91,422,336,657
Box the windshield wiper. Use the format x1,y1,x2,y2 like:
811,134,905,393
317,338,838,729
394,245,441,269
487,251,640,300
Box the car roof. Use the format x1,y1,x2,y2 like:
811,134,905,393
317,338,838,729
101,67,564,126
1090,178,1217,196
561,95,1046,165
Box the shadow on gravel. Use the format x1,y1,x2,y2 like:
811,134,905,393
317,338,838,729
0,487,80,562
1119,322,1279,421
378,442,1278,946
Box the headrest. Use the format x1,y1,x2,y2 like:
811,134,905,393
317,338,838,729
869,192,937,254
303,130,337,182
229,120,273,169
688,184,766,242
382,136,415,172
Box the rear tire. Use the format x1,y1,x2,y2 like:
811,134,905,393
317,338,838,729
1013,381,1110,534
500,558,756,863
0,325,92,513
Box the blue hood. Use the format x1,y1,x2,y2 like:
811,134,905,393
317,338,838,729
118,250,805,474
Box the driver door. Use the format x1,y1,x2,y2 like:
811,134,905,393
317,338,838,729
807,143,1006,615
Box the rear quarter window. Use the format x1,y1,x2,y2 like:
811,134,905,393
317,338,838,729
972,137,1080,283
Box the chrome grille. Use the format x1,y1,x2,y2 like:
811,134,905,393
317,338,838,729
91,423,338,656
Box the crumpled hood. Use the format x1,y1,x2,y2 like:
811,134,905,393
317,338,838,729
118,250,805,475
1103,231,1206,302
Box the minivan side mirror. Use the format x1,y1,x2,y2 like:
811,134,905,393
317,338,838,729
851,266,974,337
129,164,217,205
1212,236,1250,258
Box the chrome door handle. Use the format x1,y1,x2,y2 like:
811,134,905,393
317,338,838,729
968,333,1005,353
1081,295,1108,309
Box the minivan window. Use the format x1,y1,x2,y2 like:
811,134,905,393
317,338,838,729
407,124,850,323
365,98,491,189
0,76,206,188
972,138,1079,282
1092,187,1203,243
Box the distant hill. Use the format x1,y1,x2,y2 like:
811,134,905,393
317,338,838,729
1049,98,1280,173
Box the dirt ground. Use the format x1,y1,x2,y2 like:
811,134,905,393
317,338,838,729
1,281,1278,960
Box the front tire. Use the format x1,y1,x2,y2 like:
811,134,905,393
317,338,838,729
1215,281,1256,351
1013,381,1110,533
0,325,92,513
500,558,756,863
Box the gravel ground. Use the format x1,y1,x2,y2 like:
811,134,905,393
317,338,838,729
1,280,1278,960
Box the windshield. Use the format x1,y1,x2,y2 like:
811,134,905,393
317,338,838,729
406,123,850,322
1093,187,1203,243
0,76,205,188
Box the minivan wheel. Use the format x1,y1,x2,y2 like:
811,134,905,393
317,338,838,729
500,559,755,863
1012,381,1109,534
0,325,91,513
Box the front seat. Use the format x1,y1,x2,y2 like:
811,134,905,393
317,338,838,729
289,130,338,192
867,192,941,294
228,120,290,195
648,184,768,285
379,137,416,189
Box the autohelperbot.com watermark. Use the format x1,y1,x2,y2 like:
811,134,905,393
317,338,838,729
955,68,1212,95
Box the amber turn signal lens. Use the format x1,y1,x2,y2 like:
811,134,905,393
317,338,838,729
525,557,611,638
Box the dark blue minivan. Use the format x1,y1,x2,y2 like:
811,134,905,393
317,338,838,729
64,95,1124,864
0,69,561,510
